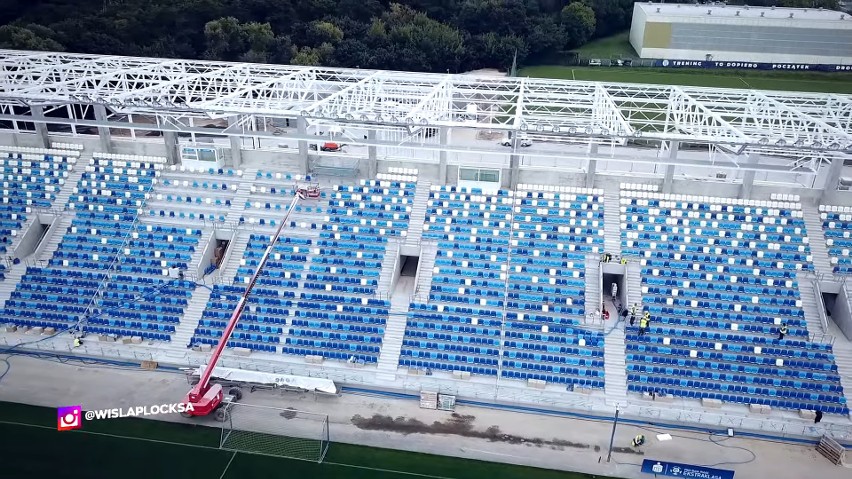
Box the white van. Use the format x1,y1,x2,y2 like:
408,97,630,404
589,59,602,66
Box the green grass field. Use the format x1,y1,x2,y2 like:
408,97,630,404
571,32,637,59
519,65,852,93
0,401,609,479
525,30,852,93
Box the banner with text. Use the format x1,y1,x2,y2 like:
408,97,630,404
653,59,852,72
641,459,735,479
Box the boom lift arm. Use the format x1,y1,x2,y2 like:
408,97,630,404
182,185,318,417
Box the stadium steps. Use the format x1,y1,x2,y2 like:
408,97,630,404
224,168,258,225
376,241,401,294
0,260,28,306
829,339,852,418
173,286,213,349
218,233,251,282
413,242,438,302
375,298,409,381
603,190,621,255
34,214,74,261
584,254,601,317
51,160,88,211
801,203,834,277
625,260,643,312
603,324,628,407
188,228,214,274
798,277,828,338
5,164,88,257
402,180,430,247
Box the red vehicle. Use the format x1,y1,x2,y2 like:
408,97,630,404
181,185,321,420
310,142,344,152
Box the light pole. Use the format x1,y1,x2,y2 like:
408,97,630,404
606,408,620,463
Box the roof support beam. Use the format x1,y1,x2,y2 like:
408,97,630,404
403,75,453,124
106,65,243,105
512,77,526,130
193,69,311,111
671,87,749,143
7,59,184,97
299,71,381,117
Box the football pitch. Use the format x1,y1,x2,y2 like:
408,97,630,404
0,401,610,479
520,65,852,94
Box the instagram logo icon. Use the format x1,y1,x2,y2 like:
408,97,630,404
57,405,82,431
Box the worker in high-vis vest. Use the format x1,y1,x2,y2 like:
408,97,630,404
630,304,638,326
639,317,648,336
632,434,646,447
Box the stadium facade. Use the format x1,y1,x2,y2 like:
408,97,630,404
629,3,852,65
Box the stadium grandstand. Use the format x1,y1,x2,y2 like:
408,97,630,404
1,48,852,447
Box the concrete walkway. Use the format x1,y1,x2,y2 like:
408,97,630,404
0,355,848,479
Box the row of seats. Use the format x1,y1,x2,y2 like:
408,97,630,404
621,189,845,414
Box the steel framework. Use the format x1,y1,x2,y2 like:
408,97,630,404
1,49,851,157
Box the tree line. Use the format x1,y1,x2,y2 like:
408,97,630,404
0,0,840,73
0,0,631,72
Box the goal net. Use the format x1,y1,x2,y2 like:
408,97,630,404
219,403,330,463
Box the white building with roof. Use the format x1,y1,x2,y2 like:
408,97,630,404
629,2,852,65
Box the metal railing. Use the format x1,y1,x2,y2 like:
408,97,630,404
812,276,831,335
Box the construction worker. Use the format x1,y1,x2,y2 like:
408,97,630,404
639,313,649,336
778,323,788,340
73,337,82,348
620,256,628,265
632,434,646,447
630,303,638,326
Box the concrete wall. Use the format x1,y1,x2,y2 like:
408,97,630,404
834,285,852,341
239,149,304,173
629,5,648,53
13,213,54,260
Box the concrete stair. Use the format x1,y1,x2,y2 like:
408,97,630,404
375,300,409,381
584,255,601,316
798,277,827,338
0,261,28,307
6,163,87,256
188,228,214,273
224,168,258,224
32,215,73,261
172,285,212,349
413,242,438,301
829,340,852,415
52,158,88,210
403,181,430,247
625,261,643,310
217,233,250,282
603,325,628,407
377,241,401,294
801,203,834,277
603,190,621,255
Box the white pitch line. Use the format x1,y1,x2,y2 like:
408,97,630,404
459,447,527,459
218,451,237,479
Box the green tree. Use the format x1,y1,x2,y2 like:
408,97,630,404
457,0,530,37
0,24,64,51
203,16,278,62
561,2,596,48
383,3,465,72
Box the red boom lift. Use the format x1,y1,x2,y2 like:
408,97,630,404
181,183,320,419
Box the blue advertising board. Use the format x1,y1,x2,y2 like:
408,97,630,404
641,459,735,479
653,59,852,72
